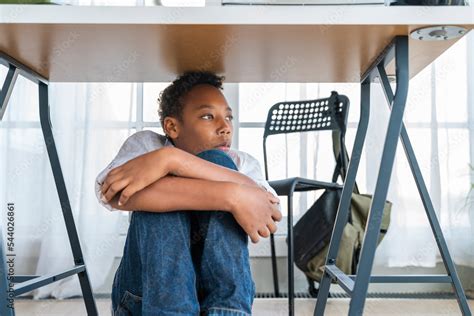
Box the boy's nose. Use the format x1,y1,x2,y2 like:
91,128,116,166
218,126,231,136
217,119,232,135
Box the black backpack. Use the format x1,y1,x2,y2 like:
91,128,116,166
291,144,392,296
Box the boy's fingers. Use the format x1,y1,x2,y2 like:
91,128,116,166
101,172,121,196
267,221,278,234
258,227,271,238
267,192,280,204
249,233,260,244
118,185,139,206
100,180,110,197
107,166,121,176
103,179,129,202
272,209,283,222
118,193,129,206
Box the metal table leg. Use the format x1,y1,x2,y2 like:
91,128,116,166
313,36,472,316
0,53,98,316
377,63,471,316
314,77,371,316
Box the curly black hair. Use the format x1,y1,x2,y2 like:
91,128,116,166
157,71,225,131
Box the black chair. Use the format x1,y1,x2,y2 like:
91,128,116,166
263,91,350,315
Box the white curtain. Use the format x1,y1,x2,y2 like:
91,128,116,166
374,33,474,269
0,79,135,299
30,82,135,299
300,34,474,269
262,33,473,270
0,0,139,300
0,2,472,300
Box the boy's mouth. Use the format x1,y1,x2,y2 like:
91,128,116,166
216,146,230,152
215,141,231,151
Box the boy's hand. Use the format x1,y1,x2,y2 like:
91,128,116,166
229,184,282,243
100,148,170,206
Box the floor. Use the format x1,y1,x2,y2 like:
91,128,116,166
13,298,474,315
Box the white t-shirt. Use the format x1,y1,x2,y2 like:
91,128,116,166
95,130,280,212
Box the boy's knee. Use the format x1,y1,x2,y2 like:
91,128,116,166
197,149,238,171
130,210,190,232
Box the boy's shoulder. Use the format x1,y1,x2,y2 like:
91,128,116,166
121,130,170,152
227,148,257,160
226,148,260,171
125,130,167,144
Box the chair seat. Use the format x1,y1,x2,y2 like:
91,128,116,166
268,177,343,196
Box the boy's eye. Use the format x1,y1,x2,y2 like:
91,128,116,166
201,114,233,121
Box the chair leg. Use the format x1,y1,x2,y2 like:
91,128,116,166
287,195,295,316
307,276,318,298
269,233,280,297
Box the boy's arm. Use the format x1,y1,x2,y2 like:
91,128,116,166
110,175,282,243
101,146,262,206
110,175,236,213
165,147,259,187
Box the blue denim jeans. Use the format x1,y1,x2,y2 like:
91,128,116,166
111,149,256,316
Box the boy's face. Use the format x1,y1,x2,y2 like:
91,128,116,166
164,84,234,155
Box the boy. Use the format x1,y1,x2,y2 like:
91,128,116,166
96,71,282,316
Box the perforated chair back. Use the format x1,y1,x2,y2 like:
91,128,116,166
263,91,350,180
263,91,349,138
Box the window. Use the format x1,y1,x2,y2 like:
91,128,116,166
1,32,470,256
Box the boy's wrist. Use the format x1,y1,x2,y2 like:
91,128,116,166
161,146,194,177
224,182,240,214
156,146,176,176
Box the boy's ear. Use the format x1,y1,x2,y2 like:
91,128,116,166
163,117,180,140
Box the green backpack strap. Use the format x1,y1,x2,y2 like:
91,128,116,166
331,130,360,195
332,129,392,235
